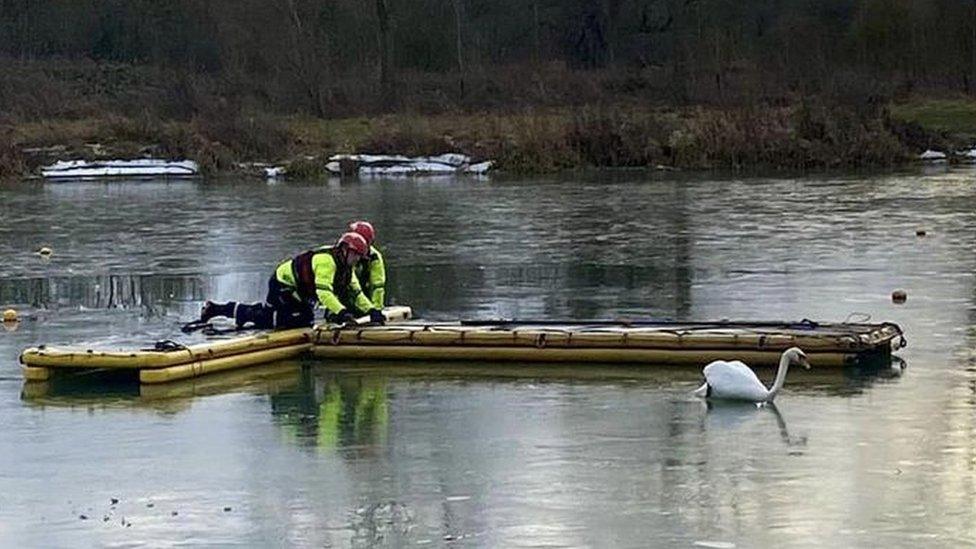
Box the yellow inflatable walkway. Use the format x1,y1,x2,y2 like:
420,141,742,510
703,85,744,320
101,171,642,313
20,306,412,384
311,319,905,368
20,309,904,385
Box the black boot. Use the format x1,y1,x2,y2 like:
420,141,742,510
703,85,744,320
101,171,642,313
201,301,236,322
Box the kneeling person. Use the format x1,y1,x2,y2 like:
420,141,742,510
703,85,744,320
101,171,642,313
348,220,386,310
200,232,385,329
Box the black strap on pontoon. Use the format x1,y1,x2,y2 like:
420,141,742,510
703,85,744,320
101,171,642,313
459,318,823,330
180,319,211,334
143,339,188,352
180,319,246,336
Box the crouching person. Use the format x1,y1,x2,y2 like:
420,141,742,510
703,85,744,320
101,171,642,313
199,232,386,329
347,220,386,310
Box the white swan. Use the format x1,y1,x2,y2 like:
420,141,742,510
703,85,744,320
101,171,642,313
693,347,810,403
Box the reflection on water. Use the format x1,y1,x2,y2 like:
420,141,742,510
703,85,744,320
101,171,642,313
271,367,389,454
17,359,916,547
0,263,689,342
21,361,305,411
0,274,206,312
2,170,976,547
703,401,807,450
21,357,904,406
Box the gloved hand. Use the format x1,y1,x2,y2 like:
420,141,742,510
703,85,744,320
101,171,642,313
332,309,355,324
367,308,386,325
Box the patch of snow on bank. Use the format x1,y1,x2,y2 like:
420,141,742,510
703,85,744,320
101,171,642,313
41,159,200,179
326,153,492,176
957,148,976,162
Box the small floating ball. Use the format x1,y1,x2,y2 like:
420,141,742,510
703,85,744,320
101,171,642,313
915,229,927,237
891,290,907,304
2,309,17,323
37,246,52,256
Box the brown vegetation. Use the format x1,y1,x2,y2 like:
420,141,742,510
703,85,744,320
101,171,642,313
0,129,26,179
6,1,976,114
4,1,975,176
2,92,942,177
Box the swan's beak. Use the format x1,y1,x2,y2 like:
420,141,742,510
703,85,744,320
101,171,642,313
800,356,811,370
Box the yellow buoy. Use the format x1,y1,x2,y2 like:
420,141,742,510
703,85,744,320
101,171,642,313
2,309,17,322
37,247,52,256
891,290,907,304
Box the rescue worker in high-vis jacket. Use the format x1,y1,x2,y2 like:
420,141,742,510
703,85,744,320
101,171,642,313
199,232,386,329
347,220,386,310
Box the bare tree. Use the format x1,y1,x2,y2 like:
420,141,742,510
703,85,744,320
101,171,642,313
375,0,394,107
971,0,976,93
282,0,329,117
453,0,465,99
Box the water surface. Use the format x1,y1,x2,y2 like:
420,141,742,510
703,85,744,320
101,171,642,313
1,168,973,547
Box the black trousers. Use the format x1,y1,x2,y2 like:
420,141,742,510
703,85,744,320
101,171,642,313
236,277,315,329
265,277,316,328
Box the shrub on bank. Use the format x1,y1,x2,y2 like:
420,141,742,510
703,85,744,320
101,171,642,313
667,103,910,170
111,110,294,174
0,130,26,178
0,99,940,178
488,113,578,174
567,107,673,167
359,120,455,157
285,156,327,179
192,110,291,164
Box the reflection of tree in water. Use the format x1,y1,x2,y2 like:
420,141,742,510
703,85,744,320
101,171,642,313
663,182,692,319
375,176,698,321
372,179,472,315
0,274,205,312
560,263,688,319
271,367,389,454
549,178,693,320
395,261,693,320
390,264,484,317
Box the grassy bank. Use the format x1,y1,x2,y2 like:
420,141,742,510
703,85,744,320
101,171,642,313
889,99,976,144
3,51,976,180
2,97,974,180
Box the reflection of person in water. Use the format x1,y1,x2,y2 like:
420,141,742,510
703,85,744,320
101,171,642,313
271,368,388,452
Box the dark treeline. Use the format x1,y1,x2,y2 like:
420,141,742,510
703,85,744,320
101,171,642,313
3,0,976,119
1,1,971,177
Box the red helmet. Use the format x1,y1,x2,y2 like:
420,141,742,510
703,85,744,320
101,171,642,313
348,221,375,247
337,232,369,256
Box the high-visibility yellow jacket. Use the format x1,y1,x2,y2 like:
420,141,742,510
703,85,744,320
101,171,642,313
274,246,372,315
355,245,386,309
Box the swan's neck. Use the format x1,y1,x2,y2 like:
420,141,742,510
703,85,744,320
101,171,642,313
765,353,791,401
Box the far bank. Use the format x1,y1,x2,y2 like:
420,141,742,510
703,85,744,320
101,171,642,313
2,98,972,181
